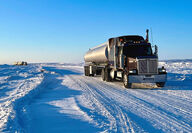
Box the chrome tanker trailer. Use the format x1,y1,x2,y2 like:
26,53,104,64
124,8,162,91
84,30,167,88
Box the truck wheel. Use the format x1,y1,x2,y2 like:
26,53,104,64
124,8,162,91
109,69,116,81
105,68,111,82
123,74,132,88
96,69,101,75
89,72,94,76
84,66,89,76
101,68,105,81
156,82,165,87
114,71,117,80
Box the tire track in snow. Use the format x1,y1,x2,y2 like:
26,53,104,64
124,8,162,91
70,75,192,132
100,84,192,126
125,89,192,125
82,78,158,133
95,79,192,132
70,75,138,133
69,76,118,132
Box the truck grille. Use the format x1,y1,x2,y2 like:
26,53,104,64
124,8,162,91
138,58,158,74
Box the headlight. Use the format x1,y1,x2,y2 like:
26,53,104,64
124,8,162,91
161,69,166,72
129,70,137,74
158,67,166,73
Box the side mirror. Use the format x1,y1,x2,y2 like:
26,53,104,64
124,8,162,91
152,45,158,57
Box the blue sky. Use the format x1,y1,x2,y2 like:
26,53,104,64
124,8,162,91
0,0,192,64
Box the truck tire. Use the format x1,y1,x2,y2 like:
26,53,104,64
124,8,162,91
156,82,165,87
114,71,117,80
101,68,105,81
96,69,101,75
84,66,88,76
123,73,132,88
105,68,111,82
90,74,94,77
101,67,111,81
109,69,116,81
85,66,93,76
85,66,95,77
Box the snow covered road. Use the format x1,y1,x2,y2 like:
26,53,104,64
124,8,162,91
1,61,192,132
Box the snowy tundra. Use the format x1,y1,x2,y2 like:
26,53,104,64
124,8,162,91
0,60,192,133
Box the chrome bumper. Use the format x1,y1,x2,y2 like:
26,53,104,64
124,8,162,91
129,74,167,83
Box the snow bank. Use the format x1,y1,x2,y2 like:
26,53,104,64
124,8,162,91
159,60,192,82
159,60,192,74
0,65,44,132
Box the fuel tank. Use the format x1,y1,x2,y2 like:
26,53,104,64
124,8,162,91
84,42,108,63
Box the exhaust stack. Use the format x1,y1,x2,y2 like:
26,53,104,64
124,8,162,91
146,29,149,43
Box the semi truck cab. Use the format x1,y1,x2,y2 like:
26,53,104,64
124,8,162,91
84,30,167,88
119,36,166,88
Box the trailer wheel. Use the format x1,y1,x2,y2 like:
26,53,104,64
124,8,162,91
156,82,165,87
96,69,101,75
90,74,94,77
123,73,132,88
101,68,105,81
84,66,89,76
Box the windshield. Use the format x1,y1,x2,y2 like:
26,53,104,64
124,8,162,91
120,36,144,43
123,45,152,57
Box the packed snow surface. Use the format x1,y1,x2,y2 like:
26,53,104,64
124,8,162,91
0,60,192,132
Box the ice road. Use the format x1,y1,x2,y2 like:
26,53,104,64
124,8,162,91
0,61,192,132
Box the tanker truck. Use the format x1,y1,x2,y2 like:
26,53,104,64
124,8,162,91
84,30,167,88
